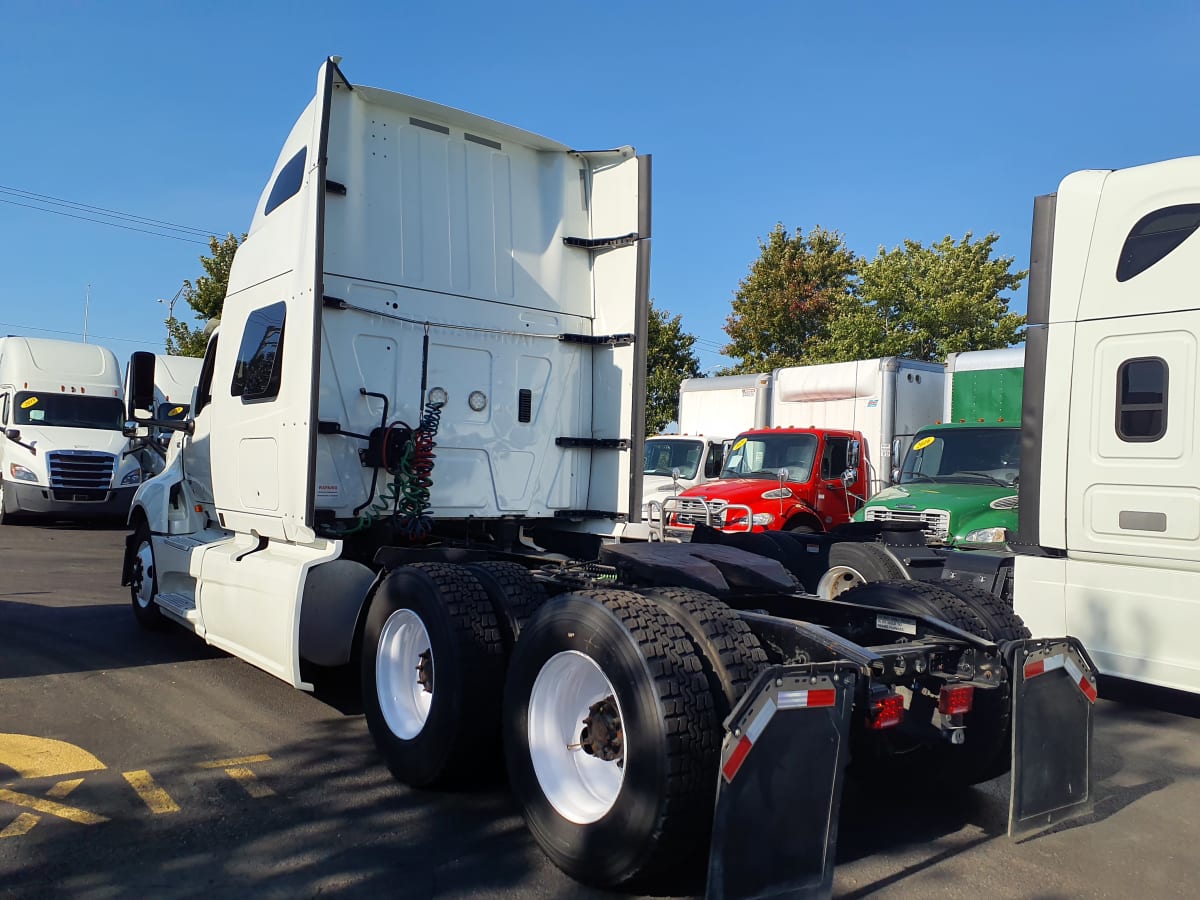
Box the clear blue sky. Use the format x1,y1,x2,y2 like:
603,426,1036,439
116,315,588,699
3,2,1197,372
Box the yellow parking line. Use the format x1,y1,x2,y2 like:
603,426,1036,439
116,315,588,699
122,771,180,815
198,754,271,769
221,766,275,798
44,778,83,800
0,788,108,825
0,813,40,839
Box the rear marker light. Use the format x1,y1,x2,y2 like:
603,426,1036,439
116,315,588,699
1023,653,1098,703
938,684,975,716
866,692,904,730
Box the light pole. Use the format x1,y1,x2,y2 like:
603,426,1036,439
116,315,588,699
158,286,184,349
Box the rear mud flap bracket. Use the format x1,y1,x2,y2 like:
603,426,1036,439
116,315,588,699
706,662,857,900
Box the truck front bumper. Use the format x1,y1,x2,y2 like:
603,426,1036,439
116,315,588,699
2,479,137,520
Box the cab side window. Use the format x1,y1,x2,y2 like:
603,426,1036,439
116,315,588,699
194,335,219,416
821,437,850,479
1116,357,1167,442
231,303,286,402
704,444,725,478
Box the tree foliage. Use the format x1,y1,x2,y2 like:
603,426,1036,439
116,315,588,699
166,233,243,357
721,224,857,373
646,299,702,434
811,232,1026,362
722,226,1026,369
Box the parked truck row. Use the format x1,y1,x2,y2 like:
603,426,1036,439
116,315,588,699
115,60,1102,899
0,341,203,523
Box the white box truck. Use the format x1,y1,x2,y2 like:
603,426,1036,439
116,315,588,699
770,357,944,492
119,58,1096,896
0,336,142,524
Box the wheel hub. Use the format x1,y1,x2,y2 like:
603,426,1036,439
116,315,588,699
416,648,433,693
578,695,623,763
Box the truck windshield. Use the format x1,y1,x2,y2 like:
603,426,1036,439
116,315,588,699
899,427,1021,486
721,433,817,481
12,391,124,431
644,439,704,479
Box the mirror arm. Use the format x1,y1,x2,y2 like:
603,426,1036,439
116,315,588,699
124,418,194,437
3,432,37,455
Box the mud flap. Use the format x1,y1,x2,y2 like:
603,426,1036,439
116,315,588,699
1008,638,1097,837
706,662,857,900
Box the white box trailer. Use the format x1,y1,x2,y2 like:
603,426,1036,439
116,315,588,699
770,357,944,491
119,59,1096,896
0,336,142,523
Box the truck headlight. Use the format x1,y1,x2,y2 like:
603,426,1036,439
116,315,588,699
9,463,37,482
751,512,775,526
963,527,1008,544
121,469,142,486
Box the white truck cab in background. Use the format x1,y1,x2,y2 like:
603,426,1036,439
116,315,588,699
0,336,141,523
1016,157,1200,694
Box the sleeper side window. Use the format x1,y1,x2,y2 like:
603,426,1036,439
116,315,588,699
264,147,307,216
1116,205,1200,282
1116,357,1167,442
231,303,286,402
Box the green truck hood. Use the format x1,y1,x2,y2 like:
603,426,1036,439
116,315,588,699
856,481,1019,546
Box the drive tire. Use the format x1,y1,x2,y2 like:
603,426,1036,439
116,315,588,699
639,587,769,720
362,562,505,788
938,582,1031,641
816,542,908,600
504,589,718,888
465,561,548,652
129,521,167,630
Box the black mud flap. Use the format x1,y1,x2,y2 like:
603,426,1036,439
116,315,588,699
1008,637,1097,837
706,662,857,900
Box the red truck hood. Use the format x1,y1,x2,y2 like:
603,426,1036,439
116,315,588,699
678,478,793,504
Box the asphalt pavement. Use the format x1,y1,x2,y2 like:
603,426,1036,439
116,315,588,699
1,522,1197,898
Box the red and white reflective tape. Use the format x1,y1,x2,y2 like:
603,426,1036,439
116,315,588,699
721,687,838,782
1024,653,1098,703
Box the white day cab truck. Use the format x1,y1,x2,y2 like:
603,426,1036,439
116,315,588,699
640,373,770,518
120,59,1097,899
0,336,142,524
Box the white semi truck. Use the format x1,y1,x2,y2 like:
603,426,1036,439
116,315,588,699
120,59,1096,897
0,336,142,524
1012,161,1200,695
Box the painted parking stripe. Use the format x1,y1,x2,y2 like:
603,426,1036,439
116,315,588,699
200,754,275,798
122,770,181,814
0,787,108,825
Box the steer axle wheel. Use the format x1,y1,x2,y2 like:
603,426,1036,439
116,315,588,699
129,522,167,630
505,589,718,888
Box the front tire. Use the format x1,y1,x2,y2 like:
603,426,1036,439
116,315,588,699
362,563,505,788
129,522,167,630
504,589,717,888
816,542,908,600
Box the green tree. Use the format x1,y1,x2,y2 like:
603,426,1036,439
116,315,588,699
166,233,244,356
646,299,702,434
721,224,858,373
811,232,1026,362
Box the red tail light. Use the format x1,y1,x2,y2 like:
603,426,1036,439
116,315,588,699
938,684,975,716
866,692,905,730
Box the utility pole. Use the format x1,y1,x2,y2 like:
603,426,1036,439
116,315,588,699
83,283,91,343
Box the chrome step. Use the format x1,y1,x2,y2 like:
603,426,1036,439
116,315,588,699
155,591,199,622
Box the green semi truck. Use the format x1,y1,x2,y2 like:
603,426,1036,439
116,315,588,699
857,346,1024,547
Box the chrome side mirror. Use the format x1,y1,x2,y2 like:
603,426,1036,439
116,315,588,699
841,466,859,487
848,439,861,469
891,466,902,483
